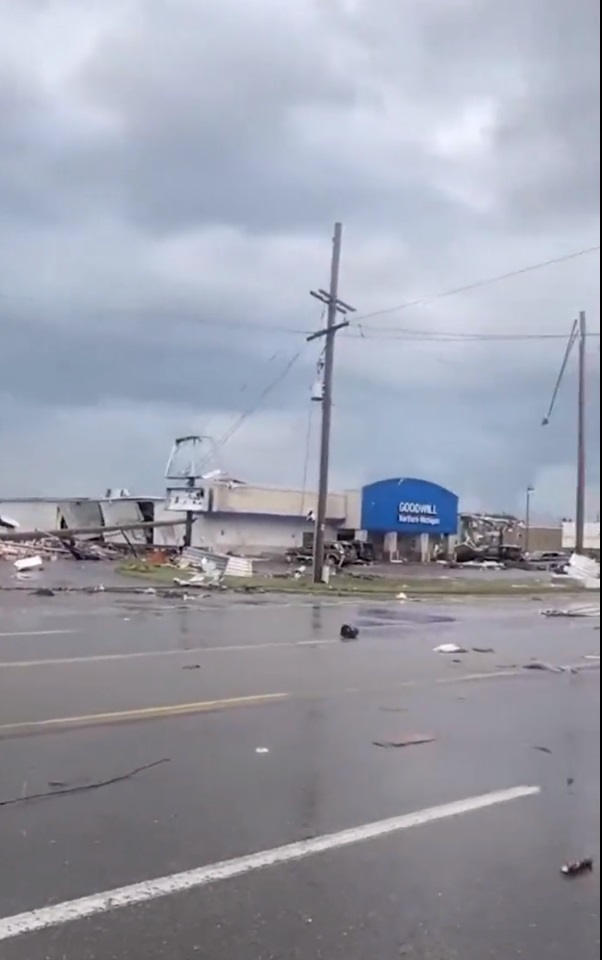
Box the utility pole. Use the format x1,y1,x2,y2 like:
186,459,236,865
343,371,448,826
575,310,587,553
541,312,588,555
524,485,534,553
307,223,355,583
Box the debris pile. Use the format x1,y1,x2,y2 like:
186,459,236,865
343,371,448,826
0,536,130,564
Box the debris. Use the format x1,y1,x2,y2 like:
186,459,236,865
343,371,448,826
340,624,359,641
558,553,600,591
0,758,170,808
542,604,600,618
182,664,201,670
255,747,269,754
13,555,43,572
561,858,594,878
472,646,495,653
32,588,55,597
584,654,600,660
373,735,436,749
396,592,408,600
523,661,565,674
532,745,552,754
433,643,466,654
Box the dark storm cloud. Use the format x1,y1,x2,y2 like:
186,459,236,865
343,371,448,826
0,0,599,512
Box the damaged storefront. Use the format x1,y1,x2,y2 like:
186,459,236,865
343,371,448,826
360,478,459,561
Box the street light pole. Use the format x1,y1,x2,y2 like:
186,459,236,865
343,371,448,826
307,223,355,583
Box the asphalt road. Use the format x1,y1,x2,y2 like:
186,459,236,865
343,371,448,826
0,591,599,959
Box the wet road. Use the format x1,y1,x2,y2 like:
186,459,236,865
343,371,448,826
0,591,599,958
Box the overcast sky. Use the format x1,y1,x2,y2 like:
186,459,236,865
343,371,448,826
0,0,599,520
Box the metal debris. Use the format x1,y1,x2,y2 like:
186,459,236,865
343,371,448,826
532,745,552,754
472,646,495,653
523,661,566,674
433,643,466,654
373,735,436,749
561,858,594,878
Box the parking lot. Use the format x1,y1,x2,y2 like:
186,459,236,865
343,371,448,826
0,589,599,958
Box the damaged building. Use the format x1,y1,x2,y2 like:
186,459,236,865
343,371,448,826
1,476,461,560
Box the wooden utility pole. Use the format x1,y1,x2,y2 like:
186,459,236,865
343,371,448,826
575,310,587,553
307,223,355,583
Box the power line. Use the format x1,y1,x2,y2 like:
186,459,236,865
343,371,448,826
200,349,304,464
351,243,600,324
341,328,601,343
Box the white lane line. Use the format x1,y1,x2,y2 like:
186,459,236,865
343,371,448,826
0,629,79,639
0,638,337,669
0,785,539,942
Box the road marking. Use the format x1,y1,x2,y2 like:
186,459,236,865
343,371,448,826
0,784,540,942
0,638,337,669
2,661,597,736
0,629,79,639
0,693,289,735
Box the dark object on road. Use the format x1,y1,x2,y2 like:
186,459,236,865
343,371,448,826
532,745,552,754
472,646,495,654
32,587,55,597
523,661,565,674
340,624,359,641
561,858,594,877
0,758,170,807
182,664,201,670
373,735,436,749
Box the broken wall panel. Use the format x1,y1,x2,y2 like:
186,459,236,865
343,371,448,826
100,500,147,544
152,502,186,547
0,501,61,532
58,500,103,539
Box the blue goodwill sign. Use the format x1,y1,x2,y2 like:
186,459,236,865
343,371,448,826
361,477,459,536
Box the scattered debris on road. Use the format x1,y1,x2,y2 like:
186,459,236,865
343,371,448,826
433,643,467,654
13,555,43,572
340,624,359,641
0,758,170,807
542,603,600,618
182,664,201,670
532,745,553,754
523,661,566,674
373,735,436,749
561,857,594,878
255,747,270,754
472,646,495,653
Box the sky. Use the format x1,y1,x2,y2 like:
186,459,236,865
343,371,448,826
0,0,599,521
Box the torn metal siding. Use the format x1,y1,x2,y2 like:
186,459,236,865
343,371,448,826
100,501,147,544
152,502,186,547
58,501,103,539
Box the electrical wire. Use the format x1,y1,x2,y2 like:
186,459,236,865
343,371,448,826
351,243,600,324
199,349,304,465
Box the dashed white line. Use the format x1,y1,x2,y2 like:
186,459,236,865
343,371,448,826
0,638,337,669
0,629,79,639
0,784,540,942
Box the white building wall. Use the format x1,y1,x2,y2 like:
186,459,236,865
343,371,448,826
0,500,61,530
194,514,338,554
209,484,346,521
562,521,600,552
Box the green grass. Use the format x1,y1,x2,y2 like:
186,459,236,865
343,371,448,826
116,561,584,598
